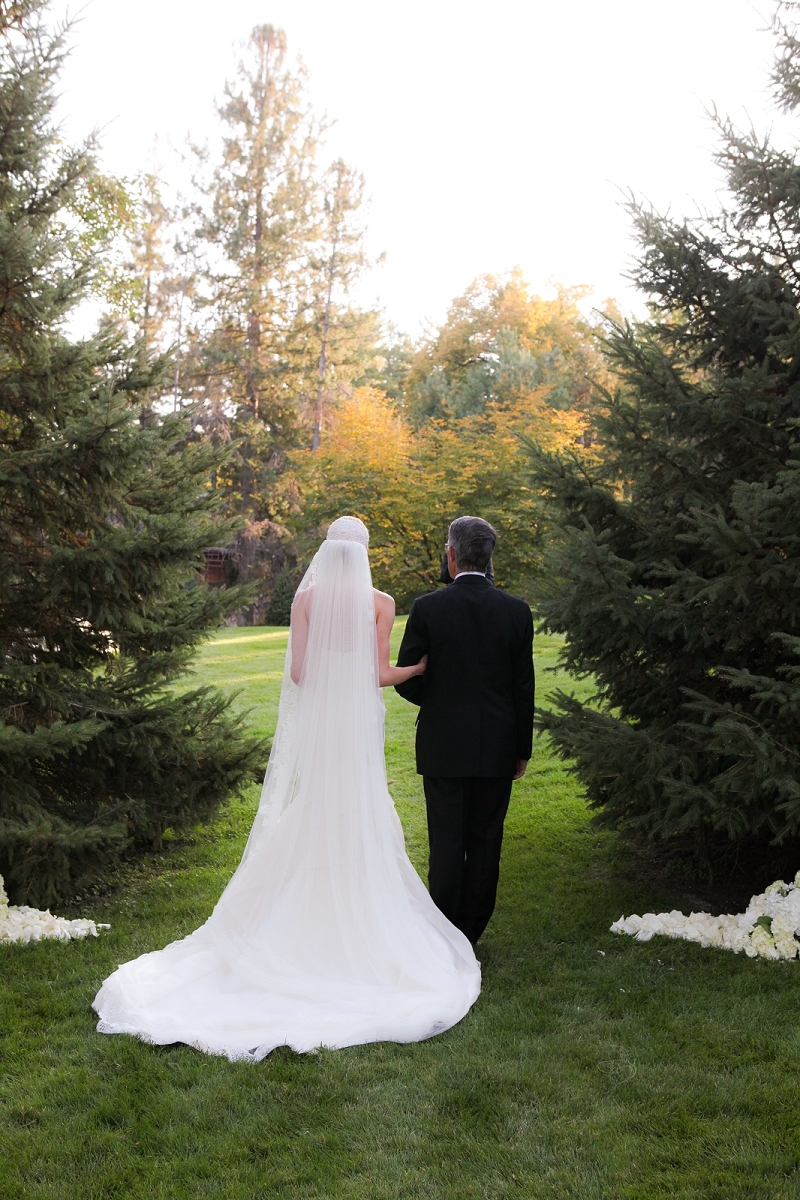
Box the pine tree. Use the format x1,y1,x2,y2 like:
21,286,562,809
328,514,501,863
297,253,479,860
528,5,800,873
186,29,382,481
0,6,266,905
124,172,175,349
264,567,296,626
115,171,199,414
178,25,324,610
188,24,323,508
181,26,382,613
309,158,372,452
0,3,37,33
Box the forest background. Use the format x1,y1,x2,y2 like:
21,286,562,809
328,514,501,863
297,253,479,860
85,0,800,884
0,2,610,905
7,0,800,906
103,21,608,616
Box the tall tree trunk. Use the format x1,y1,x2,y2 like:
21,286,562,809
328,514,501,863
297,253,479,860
312,247,336,454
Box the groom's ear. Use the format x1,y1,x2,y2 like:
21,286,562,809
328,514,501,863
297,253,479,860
446,546,458,579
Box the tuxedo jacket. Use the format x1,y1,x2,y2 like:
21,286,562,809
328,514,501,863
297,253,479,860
395,575,534,778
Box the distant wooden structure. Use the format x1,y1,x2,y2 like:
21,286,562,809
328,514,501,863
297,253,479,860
202,547,234,585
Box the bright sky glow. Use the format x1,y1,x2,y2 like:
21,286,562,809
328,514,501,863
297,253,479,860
52,0,782,334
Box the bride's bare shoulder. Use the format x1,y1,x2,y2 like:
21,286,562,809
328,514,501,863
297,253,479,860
292,586,313,615
373,588,396,617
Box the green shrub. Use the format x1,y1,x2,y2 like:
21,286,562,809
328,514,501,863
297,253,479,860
264,568,297,625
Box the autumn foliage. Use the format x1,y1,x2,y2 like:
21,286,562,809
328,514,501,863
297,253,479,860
296,385,587,609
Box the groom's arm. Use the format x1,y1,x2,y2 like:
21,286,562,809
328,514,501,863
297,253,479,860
394,600,428,706
512,604,535,761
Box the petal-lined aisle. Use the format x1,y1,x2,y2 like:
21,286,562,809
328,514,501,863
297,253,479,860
0,875,109,944
611,872,800,960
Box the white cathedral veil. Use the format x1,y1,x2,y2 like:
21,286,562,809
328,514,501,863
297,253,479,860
93,517,480,1060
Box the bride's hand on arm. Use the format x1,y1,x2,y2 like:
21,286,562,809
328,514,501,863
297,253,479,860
375,591,428,687
392,654,428,683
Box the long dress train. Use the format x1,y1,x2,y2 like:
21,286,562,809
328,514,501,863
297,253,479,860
92,521,480,1061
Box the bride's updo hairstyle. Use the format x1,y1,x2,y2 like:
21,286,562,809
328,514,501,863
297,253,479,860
285,516,373,677
326,516,369,548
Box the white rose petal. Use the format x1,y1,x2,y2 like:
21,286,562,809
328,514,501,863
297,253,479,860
610,873,800,962
0,875,109,945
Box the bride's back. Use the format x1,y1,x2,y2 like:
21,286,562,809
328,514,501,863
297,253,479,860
292,538,378,675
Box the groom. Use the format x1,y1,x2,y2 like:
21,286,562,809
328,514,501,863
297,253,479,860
395,516,534,945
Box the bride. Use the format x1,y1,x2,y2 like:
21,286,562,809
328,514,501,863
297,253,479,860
93,516,480,1060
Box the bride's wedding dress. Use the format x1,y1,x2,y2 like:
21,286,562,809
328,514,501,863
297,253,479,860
93,517,480,1061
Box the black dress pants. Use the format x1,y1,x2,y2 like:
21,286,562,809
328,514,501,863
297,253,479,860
422,775,513,945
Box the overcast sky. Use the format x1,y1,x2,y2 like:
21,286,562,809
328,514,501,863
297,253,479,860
50,0,783,335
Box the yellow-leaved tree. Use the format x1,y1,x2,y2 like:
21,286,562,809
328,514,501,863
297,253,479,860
295,386,585,609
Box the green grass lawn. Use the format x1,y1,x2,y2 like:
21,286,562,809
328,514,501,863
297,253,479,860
2,622,800,1199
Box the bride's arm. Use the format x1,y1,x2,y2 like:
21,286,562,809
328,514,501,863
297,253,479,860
375,590,427,687
289,589,311,684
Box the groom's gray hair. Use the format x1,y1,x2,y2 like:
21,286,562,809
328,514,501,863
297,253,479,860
447,516,497,573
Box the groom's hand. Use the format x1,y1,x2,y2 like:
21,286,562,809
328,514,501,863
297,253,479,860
513,759,528,780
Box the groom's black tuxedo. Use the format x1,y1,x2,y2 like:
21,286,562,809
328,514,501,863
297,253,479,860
395,575,534,943
395,575,534,777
